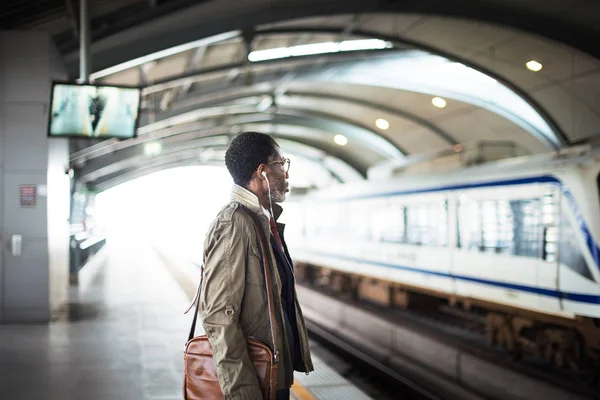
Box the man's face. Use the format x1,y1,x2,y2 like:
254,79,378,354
266,148,290,203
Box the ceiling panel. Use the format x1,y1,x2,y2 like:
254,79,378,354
400,16,516,54
479,0,589,17
47,6,600,185
358,14,426,37
286,81,473,121
145,51,191,82
100,67,141,86
399,127,450,154
202,41,243,68
257,14,354,30
531,84,600,142
564,70,600,116
23,15,71,33
457,109,549,152
433,108,548,153
468,51,563,90
276,94,450,152
478,33,600,83
552,1,600,30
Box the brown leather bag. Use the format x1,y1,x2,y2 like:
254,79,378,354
183,212,279,400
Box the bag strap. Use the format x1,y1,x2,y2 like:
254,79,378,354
185,262,204,342
184,208,280,364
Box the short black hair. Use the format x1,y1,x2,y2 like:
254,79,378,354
225,131,278,187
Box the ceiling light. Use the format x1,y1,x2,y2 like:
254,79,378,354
375,118,390,130
248,47,291,62
248,39,392,62
338,39,390,51
291,42,339,57
144,142,162,157
526,60,543,72
432,97,447,108
334,134,348,146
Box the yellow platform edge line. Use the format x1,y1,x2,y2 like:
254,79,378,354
291,379,316,400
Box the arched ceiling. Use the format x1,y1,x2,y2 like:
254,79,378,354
5,0,600,190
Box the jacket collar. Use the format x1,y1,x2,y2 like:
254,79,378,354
231,184,284,221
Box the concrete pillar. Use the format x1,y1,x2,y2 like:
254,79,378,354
0,31,71,323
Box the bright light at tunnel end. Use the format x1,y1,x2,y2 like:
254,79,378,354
248,39,392,62
334,134,348,146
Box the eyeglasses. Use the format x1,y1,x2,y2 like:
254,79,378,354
267,158,291,173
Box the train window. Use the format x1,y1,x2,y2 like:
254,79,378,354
457,195,543,257
406,201,448,247
558,203,593,280
481,199,514,254
510,199,543,257
305,203,320,236
541,191,558,262
349,201,370,240
371,198,406,243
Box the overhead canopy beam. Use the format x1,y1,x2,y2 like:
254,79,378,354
159,86,458,146
132,27,565,148
91,153,223,192
80,136,230,183
178,45,208,98
61,0,600,76
76,110,391,182
83,130,362,190
142,48,400,95
93,158,221,192
254,26,568,147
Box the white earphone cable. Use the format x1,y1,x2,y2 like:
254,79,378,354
263,174,275,219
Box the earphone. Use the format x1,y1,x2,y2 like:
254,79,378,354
261,171,275,218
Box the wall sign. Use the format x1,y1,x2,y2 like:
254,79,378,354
20,184,37,207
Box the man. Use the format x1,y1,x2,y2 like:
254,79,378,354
200,131,314,400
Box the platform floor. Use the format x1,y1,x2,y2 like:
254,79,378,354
0,241,190,400
0,241,371,400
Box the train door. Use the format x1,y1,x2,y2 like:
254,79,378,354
537,184,563,314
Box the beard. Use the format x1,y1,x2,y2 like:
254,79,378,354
270,176,288,203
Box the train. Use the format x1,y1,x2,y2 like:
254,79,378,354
285,144,600,378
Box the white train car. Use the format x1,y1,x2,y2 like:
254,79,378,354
286,147,600,373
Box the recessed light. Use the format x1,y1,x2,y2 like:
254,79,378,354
432,97,447,108
334,134,348,146
526,60,542,72
375,118,389,130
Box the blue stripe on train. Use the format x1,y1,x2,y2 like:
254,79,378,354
320,175,600,274
308,251,600,305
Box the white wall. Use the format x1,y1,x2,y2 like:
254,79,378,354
0,31,70,322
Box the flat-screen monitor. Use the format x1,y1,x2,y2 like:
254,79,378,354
48,82,141,139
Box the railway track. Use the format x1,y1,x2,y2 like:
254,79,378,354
297,284,600,400
307,320,443,400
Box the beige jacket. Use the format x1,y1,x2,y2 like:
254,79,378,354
200,184,313,399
